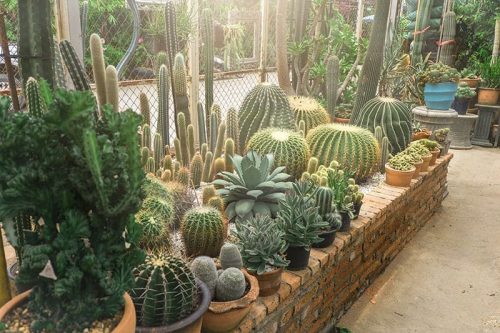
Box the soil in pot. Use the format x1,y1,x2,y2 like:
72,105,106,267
413,160,423,179
339,212,351,232
385,164,415,187
430,149,440,166
313,229,336,248
285,246,310,271
421,154,432,172
249,267,283,297
478,88,500,105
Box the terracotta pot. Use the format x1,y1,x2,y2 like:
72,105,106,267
413,160,423,179
429,148,440,166
248,267,283,297
333,117,350,124
477,88,500,105
202,270,259,333
421,154,432,172
0,290,136,333
460,78,480,89
136,279,210,333
412,130,432,141
385,164,415,187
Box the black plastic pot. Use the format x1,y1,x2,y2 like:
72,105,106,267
286,246,310,271
339,212,351,232
452,97,469,115
353,202,363,220
313,229,337,248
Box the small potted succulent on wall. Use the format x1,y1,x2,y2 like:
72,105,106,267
401,151,423,179
453,82,476,115
234,215,289,296
418,62,461,110
459,68,481,88
277,181,328,270
385,153,416,187
412,121,432,141
413,139,441,165
406,142,432,172
433,128,451,155
313,187,342,248
478,61,500,105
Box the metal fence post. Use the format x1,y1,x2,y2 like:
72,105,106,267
188,0,200,144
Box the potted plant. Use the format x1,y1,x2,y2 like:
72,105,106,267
130,254,211,333
478,62,500,105
233,215,289,296
405,143,432,172
277,182,328,270
347,181,364,220
453,82,476,115
418,62,460,110
401,151,423,179
0,91,144,332
433,128,451,155
333,103,353,123
413,139,441,165
313,187,342,248
412,121,432,141
459,68,481,88
385,153,416,187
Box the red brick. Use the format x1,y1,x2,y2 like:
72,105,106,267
261,293,280,314
310,248,329,267
277,281,291,302
281,271,300,292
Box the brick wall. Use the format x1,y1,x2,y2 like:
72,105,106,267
234,153,454,333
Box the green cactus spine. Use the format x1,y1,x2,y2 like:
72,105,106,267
214,122,226,160
177,167,190,186
153,133,164,170
59,40,91,91
289,96,330,135
224,138,235,173
145,157,156,174
202,152,214,183
439,11,456,66
173,53,190,127
142,124,152,149
188,124,195,163
238,83,295,152
326,55,340,118
202,185,217,204
140,93,151,126
209,111,219,153
26,77,46,116
181,207,225,257
130,254,197,327
215,267,245,301
191,256,217,297
352,97,413,153
158,64,170,145
176,112,189,166
306,124,380,180
246,128,310,179
198,102,207,145
190,153,203,187
202,8,214,113
411,0,433,65
225,107,239,154
220,243,243,270
90,34,107,109
105,65,119,112
380,136,390,174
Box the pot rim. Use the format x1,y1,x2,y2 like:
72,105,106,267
245,266,283,278
208,270,259,313
422,153,432,160
478,87,500,91
385,163,416,174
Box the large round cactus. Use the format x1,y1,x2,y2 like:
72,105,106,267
246,128,309,179
306,124,380,180
181,207,225,257
352,97,412,153
130,254,197,327
238,83,295,152
288,96,330,135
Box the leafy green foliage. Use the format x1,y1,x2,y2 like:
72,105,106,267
480,61,500,88
0,90,144,332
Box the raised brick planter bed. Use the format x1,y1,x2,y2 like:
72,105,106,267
234,154,453,333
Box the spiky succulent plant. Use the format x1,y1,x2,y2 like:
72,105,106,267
288,96,330,135
181,207,225,257
213,151,292,222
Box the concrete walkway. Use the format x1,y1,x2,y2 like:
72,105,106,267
339,147,500,332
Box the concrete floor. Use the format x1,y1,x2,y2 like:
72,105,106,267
339,147,500,333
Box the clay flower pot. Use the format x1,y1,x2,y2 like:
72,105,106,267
477,88,500,105
412,129,432,141
385,164,415,187
413,160,423,179
202,270,259,333
420,154,432,172
460,78,481,89
247,267,283,297
333,117,350,124
0,290,136,333
429,148,440,166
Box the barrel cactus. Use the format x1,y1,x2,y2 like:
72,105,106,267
130,254,197,327
215,267,246,301
191,256,217,297
246,128,309,179
352,97,412,153
238,83,295,152
306,124,380,180
288,96,330,135
181,207,225,257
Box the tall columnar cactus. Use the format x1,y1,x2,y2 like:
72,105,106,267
213,122,226,160
90,34,107,109
154,51,168,76
59,40,91,91
174,138,182,164
188,124,195,162
198,102,207,145
52,40,67,88
215,267,246,301
139,93,151,126
209,111,219,153
352,97,413,153
224,138,235,172
288,96,330,135
247,128,309,179
141,147,150,166
326,55,340,118
165,1,179,105
202,151,214,183
142,124,152,149
411,0,433,65
153,133,164,170
181,207,225,257
201,143,208,163
439,11,456,66
173,161,181,180
105,65,119,112
380,137,390,174
18,0,54,88
158,64,170,145
25,77,46,116
351,0,391,119
191,256,217,297
202,8,214,114
190,153,203,187
212,158,225,180
225,107,239,153
177,167,190,187
306,124,380,180
130,254,197,327
176,112,189,166
238,83,295,152
202,185,217,204
173,53,190,127
145,157,156,174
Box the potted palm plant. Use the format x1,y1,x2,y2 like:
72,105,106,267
0,90,144,332
418,62,460,110
478,61,500,105
385,153,416,187
233,215,289,296
453,82,476,115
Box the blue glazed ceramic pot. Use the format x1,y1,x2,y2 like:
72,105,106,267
424,82,458,110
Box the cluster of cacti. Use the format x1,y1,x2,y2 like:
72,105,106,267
220,243,243,270
410,0,433,65
306,123,380,180
164,0,179,111
25,77,47,116
157,64,170,145
191,256,218,297
139,93,151,126
352,97,413,153
130,254,198,327
164,181,194,228
238,83,295,152
173,53,190,127
315,186,342,230
246,128,309,179
375,126,391,173
181,207,225,257
216,267,246,301
202,8,214,114
224,138,235,172
225,108,239,153
59,40,91,91
438,11,456,66
288,96,330,135
326,55,340,118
